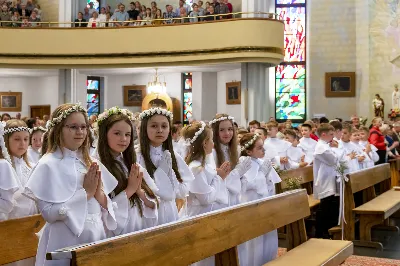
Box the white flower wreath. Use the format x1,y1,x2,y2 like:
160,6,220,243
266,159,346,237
139,107,173,121
209,115,235,126
29,126,47,134
187,121,206,144
47,103,87,130
240,133,260,152
3,126,30,135
0,122,12,165
95,107,134,131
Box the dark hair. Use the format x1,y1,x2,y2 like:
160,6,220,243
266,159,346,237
234,122,238,128
78,11,83,15
256,127,268,136
301,123,312,130
26,118,36,129
284,129,297,139
41,130,49,157
319,117,329,124
140,113,182,182
182,122,211,167
240,133,262,157
1,113,11,121
211,114,238,168
329,120,343,131
249,120,260,127
98,113,156,215
171,126,179,135
29,127,45,145
335,118,343,122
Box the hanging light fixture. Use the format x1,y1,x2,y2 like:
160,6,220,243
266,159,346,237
147,68,167,94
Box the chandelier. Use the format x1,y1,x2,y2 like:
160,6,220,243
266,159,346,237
147,68,167,94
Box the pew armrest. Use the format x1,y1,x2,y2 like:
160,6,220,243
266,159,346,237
264,239,353,266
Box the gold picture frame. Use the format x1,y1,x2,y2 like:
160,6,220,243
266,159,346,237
226,81,241,105
325,72,356,98
123,85,147,106
0,92,22,112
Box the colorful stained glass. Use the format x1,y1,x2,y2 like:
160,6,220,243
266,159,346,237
275,92,306,120
276,78,305,94
276,65,305,79
183,92,193,121
87,79,99,90
87,93,99,116
184,78,192,90
277,7,306,62
277,0,305,4
87,0,99,11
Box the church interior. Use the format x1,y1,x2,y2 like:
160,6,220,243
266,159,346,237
3,0,400,265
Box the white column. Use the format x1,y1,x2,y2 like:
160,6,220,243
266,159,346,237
192,72,218,121
242,0,274,18
59,0,72,27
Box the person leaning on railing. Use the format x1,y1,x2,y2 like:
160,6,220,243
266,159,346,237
74,11,87,27
0,4,11,27
28,10,41,27
204,5,219,21
11,10,20,27
152,9,163,25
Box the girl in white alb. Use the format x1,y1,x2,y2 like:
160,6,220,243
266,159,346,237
183,121,229,266
210,114,251,206
136,107,194,225
3,120,37,220
94,107,158,235
24,104,118,266
238,133,281,266
27,127,46,164
0,121,19,221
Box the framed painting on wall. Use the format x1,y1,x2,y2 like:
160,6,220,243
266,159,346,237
226,81,241,105
0,92,22,112
123,85,147,106
325,72,356,97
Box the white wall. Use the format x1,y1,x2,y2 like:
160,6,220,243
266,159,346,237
217,68,242,125
0,76,59,118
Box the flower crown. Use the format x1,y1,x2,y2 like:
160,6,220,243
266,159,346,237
0,122,11,164
3,126,30,135
209,115,235,126
47,103,87,130
29,126,47,134
240,133,260,152
187,121,206,144
139,107,173,121
95,107,134,131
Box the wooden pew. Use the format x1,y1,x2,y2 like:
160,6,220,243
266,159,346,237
389,158,400,187
277,166,319,210
48,190,353,266
0,214,45,265
329,164,400,249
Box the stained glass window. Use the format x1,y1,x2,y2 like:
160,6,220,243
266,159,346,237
87,0,100,11
182,73,193,125
87,76,100,117
275,0,306,122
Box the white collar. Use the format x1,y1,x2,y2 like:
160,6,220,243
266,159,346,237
150,145,163,156
12,156,24,165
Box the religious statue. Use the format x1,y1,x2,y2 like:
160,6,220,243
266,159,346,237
373,94,384,118
392,84,400,110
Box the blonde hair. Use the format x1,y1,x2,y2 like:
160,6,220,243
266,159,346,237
4,119,31,168
47,104,92,167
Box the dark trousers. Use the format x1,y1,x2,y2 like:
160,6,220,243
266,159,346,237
375,150,386,165
315,195,340,238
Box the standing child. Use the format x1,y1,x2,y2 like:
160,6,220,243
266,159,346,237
94,107,158,235
299,123,317,164
340,123,362,173
0,121,19,221
313,124,340,239
349,129,373,169
210,114,252,206
183,121,229,266
238,133,281,265
24,103,118,266
136,107,194,225
263,121,292,170
284,129,308,169
27,126,46,164
358,126,379,168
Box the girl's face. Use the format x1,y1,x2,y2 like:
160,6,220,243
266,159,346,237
31,131,43,150
147,115,170,147
9,131,29,158
156,9,161,16
218,120,234,145
61,112,87,151
246,138,265,159
107,120,131,156
203,129,214,155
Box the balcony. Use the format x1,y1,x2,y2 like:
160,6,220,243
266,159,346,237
0,14,284,68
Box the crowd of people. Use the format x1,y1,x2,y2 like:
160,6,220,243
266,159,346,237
1,104,396,266
0,0,43,27
75,0,234,28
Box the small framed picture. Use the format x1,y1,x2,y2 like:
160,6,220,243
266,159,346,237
226,81,241,105
0,92,22,112
123,85,147,106
325,72,356,97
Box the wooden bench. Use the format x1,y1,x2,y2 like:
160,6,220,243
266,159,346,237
329,164,400,249
0,214,45,265
48,190,353,266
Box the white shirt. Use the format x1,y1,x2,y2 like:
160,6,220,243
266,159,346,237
263,138,292,170
299,137,317,164
287,145,306,169
0,159,19,221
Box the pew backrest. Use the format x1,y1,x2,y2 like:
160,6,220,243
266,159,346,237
0,214,45,265
348,163,390,193
49,189,311,266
